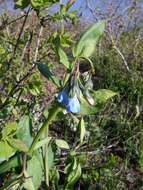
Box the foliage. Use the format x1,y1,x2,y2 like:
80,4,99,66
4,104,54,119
0,0,143,189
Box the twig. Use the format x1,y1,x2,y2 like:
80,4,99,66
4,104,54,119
13,8,31,56
108,25,130,72
0,14,26,31
0,22,44,109
113,45,130,71
34,25,44,62
21,31,33,63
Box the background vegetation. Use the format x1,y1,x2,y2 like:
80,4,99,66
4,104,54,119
0,0,143,189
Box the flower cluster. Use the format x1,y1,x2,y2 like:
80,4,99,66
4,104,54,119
57,86,80,113
57,70,94,114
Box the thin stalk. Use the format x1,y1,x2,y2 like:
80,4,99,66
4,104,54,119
28,106,62,154
44,129,49,187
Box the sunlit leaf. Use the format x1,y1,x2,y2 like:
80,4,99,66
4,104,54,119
8,139,29,153
73,20,105,58
55,139,70,149
23,154,43,189
2,122,17,139
33,137,51,150
58,47,70,69
80,89,117,115
65,162,81,189
14,0,30,9
79,117,86,143
93,89,117,104
0,141,15,161
31,0,58,9
17,115,33,148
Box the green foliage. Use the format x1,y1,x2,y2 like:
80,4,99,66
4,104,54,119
31,0,59,9
14,0,30,9
14,0,59,9
73,21,105,58
55,139,70,149
58,47,70,69
1,0,143,189
23,154,43,189
37,63,60,86
80,89,117,115
64,156,82,189
17,115,33,147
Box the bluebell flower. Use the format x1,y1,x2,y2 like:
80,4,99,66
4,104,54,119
66,95,80,113
57,90,80,113
57,90,69,106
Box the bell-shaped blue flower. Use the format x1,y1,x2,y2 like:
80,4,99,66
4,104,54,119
57,90,69,106
66,95,80,113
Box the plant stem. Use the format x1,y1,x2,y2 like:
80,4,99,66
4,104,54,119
28,105,62,154
44,129,49,187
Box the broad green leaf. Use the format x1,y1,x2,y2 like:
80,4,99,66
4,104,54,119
80,97,98,115
93,89,117,104
65,163,81,189
17,115,33,147
23,170,35,190
37,63,59,86
14,0,30,9
0,141,15,161
0,45,6,55
80,89,117,115
0,155,20,174
58,47,70,69
2,122,17,139
79,118,86,143
23,154,43,189
31,0,58,9
73,21,105,58
8,139,28,153
55,139,70,149
33,137,51,150
47,143,54,170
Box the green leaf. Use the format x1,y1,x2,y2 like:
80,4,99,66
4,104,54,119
47,143,54,170
31,0,58,9
14,0,30,9
33,137,51,150
55,139,70,149
8,139,28,153
93,89,117,104
0,155,20,174
2,122,17,139
65,163,81,189
23,154,43,189
23,170,35,190
73,20,105,58
80,97,98,115
0,141,15,161
37,63,59,86
79,118,86,143
80,89,117,115
58,47,70,69
17,115,33,148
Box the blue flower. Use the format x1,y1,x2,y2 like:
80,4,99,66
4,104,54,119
66,95,80,113
57,90,68,106
57,91,80,113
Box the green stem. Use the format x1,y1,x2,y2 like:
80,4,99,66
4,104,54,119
44,135,49,187
28,105,62,154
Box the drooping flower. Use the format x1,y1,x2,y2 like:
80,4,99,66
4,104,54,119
57,88,80,113
66,95,80,113
57,89,68,106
